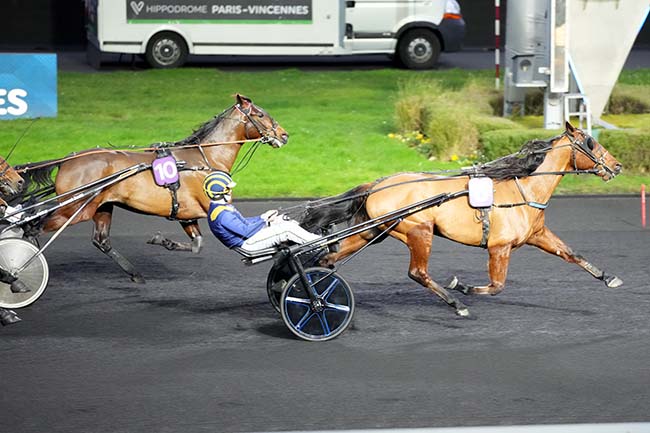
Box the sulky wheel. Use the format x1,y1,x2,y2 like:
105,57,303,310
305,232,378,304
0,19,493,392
280,267,354,342
0,238,49,309
266,248,329,313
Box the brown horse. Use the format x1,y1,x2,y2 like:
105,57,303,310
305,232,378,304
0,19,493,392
299,122,622,317
0,155,24,212
19,94,288,282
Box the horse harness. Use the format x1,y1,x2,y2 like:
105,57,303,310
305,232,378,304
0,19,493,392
473,131,612,248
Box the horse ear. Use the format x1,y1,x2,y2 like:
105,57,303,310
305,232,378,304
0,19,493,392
235,94,252,110
565,121,577,135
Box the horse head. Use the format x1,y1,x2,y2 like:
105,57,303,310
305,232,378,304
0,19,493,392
564,121,622,181
0,155,24,199
233,94,289,148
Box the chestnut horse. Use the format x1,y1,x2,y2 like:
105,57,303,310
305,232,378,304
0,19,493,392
19,94,288,282
299,122,623,317
0,155,24,210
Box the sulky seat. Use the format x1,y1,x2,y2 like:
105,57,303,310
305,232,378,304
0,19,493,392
232,246,280,265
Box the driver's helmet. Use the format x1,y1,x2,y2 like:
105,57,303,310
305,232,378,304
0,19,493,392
203,171,236,200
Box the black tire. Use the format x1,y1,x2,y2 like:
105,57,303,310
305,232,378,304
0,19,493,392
145,32,188,69
280,267,354,342
397,29,441,70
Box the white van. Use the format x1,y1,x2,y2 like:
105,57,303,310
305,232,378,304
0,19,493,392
85,0,465,69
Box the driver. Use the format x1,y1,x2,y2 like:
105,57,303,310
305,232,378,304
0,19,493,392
203,171,320,252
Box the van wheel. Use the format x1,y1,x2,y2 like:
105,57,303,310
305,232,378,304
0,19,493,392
397,29,441,70
146,32,188,68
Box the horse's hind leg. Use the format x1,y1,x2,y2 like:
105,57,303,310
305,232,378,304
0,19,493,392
92,204,145,283
526,226,622,288
406,222,469,317
147,220,202,253
319,233,370,268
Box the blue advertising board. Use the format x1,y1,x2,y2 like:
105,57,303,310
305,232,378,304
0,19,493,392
0,54,57,120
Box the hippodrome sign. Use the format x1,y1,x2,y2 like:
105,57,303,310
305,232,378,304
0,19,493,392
0,54,57,120
126,0,312,23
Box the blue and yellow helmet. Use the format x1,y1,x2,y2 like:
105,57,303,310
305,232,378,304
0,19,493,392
203,171,236,200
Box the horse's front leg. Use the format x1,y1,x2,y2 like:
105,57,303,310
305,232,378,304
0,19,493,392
449,244,513,296
526,226,623,288
147,220,203,253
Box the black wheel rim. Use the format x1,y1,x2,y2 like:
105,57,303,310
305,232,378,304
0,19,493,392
281,268,354,341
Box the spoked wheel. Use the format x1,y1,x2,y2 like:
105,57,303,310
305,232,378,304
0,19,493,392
266,248,329,313
280,267,354,342
0,238,49,309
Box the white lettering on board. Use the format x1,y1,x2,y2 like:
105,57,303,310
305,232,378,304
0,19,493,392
0,88,29,116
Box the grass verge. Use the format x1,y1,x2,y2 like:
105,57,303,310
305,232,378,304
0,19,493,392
0,68,648,197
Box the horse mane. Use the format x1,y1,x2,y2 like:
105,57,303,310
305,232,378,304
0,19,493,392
172,109,229,146
463,136,560,180
14,160,57,190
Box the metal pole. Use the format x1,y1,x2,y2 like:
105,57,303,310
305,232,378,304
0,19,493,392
642,184,646,228
16,190,101,273
495,0,501,90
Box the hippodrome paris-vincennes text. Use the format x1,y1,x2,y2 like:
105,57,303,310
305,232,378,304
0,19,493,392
143,4,310,15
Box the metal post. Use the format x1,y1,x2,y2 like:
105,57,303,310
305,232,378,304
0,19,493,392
544,89,564,129
495,0,501,90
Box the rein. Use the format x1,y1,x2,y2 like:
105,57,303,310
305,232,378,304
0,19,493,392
12,102,282,174
282,131,615,216
13,139,260,174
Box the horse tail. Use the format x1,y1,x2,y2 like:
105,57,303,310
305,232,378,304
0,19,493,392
299,183,373,233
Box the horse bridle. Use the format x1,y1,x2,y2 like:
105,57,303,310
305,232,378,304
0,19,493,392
565,132,618,179
0,160,22,195
233,103,281,144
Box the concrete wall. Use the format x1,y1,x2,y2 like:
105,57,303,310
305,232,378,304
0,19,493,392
0,0,647,49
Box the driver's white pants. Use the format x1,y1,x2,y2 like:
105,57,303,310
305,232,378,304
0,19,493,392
241,220,320,252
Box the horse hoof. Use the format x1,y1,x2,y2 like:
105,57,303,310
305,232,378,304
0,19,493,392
455,308,470,318
131,274,146,284
147,232,164,245
605,275,623,288
0,310,21,326
10,280,31,293
445,276,459,290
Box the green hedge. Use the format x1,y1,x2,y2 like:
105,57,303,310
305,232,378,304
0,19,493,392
598,129,650,173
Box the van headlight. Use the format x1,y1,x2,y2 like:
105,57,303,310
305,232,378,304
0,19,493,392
445,0,461,15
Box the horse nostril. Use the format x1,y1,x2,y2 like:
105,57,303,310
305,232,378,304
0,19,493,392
282,133,289,142
615,163,623,173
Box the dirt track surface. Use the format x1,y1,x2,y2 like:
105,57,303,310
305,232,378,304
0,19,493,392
1,196,649,432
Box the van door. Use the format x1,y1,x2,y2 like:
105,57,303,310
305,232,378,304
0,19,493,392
346,0,413,38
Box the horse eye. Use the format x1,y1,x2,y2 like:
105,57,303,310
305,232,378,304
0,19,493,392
586,137,595,150
257,112,264,118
